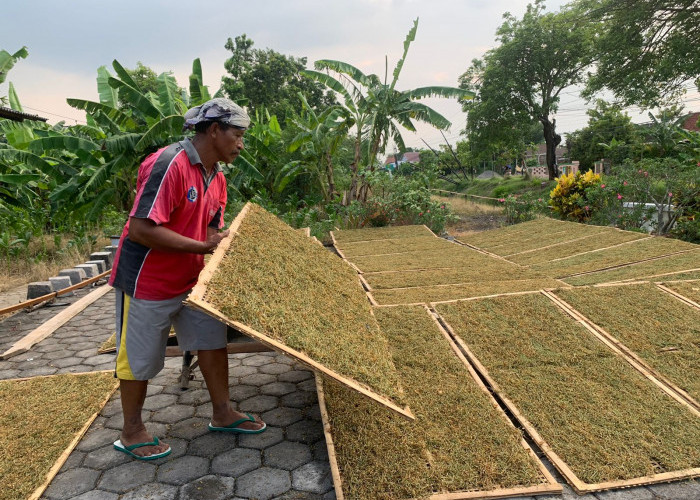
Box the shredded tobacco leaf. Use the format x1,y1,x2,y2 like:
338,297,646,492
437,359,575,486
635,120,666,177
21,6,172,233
201,204,405,405
322,305,546,500
436,294,700,485
0,372,117,500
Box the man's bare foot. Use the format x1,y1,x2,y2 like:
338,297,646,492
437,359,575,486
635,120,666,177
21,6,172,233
210,410,266,432
118,429,170,458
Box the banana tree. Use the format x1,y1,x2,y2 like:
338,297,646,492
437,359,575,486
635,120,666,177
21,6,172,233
288,93,351,201
302,18,473,202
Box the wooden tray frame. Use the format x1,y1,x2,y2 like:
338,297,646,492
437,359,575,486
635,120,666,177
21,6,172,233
186,203,413,420
315,305,562,500
0,371,120,500
544,289,700,414
434,301,700,494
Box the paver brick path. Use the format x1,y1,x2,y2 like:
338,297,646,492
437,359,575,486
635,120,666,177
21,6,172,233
0,286,698,499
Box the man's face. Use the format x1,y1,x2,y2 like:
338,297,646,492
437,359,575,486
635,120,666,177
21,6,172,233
214,124,245,164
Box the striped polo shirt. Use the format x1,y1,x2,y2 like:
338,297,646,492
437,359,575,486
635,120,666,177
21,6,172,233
109,138,227,300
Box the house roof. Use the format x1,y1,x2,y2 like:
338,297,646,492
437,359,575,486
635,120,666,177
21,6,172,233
0,106,47,122
384,151,421,165
681,111,699,132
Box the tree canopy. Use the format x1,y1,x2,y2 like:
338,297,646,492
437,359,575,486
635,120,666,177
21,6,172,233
460,0,596,179
581,0,700,107
221,34,334,124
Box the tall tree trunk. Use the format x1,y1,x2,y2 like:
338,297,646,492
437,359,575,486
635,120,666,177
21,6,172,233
324,151,336,201
345,135,363,205
541,117,562,180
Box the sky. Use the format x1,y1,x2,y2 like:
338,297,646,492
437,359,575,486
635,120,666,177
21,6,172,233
2,0,698,151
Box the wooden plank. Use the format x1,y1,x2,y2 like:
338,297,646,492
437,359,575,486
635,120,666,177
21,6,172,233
437,315,700,494
543,290,700,414
186,297,414,420
655,283,700,310
164,341,272,357
0,269,111,317
0,284,113,360
189,202,252,303
315,374,345,500
27,372,119,500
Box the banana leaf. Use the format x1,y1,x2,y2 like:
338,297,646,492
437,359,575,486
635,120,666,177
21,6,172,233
156,72,180,116
97,66,118,107
66,98,135,129
0,47,28,85
134,115,185,151
111,60,141,91
28,136,100,154
8,82,22,111
0,174,41,184
108,77,161,120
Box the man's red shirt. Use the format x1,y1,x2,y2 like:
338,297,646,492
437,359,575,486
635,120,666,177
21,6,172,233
109,138,226,300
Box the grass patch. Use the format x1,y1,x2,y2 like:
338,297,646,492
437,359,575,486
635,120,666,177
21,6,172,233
321,305,546,500
199,204,405,405
332,225,433,244
562,249,700,286
0,372,117,500
514,230,648,266
338,235,449,259
532,237,699,278
555,283,700,402
435,294,700,484
364,265,550,290
372,279,562,305
457,218,566,249
663,281,700,303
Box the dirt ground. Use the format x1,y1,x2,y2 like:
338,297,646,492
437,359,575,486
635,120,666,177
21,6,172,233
433,195,508,238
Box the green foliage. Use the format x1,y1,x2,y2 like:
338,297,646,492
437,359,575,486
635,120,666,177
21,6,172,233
549,170,604,222
498,194,550,224
460,0,596,180
303,18,473,202
221,34,333,124
581,0,700,107
566,100,637,170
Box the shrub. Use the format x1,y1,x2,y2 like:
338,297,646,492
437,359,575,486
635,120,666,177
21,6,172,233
499,194,550,224
549,170,604,222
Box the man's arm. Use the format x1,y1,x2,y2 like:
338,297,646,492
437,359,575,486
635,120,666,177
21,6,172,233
129,217,229,254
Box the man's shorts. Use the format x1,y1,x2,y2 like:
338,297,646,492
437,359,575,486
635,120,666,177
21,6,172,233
114,289,227,380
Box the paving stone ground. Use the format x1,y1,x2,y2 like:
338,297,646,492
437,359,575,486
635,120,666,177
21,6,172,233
0,287,698,499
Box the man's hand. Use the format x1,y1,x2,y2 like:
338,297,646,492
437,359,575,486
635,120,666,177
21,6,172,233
129,217,229,254
203,228,230,254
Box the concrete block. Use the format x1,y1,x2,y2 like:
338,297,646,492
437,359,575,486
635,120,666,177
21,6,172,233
90,251,113,268
27,281,54,299
75,263,99,278
49,276,74,296
86,260,106,273
58,268,86,285
104,245,118,258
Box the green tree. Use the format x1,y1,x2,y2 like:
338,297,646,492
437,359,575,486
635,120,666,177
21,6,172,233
461,1,596,180
302,18,472,202
581,0,700,107
566,100,637,171
221,34,333,124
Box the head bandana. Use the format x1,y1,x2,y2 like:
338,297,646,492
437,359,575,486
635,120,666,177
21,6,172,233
183,98,250,131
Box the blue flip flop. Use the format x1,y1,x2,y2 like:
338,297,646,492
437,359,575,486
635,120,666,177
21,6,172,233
113,437,172,461
208,413,267,434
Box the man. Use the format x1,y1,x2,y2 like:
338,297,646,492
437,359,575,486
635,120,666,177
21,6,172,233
109,98,266,461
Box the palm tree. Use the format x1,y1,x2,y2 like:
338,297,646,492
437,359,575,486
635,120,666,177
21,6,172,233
302,18,473,202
